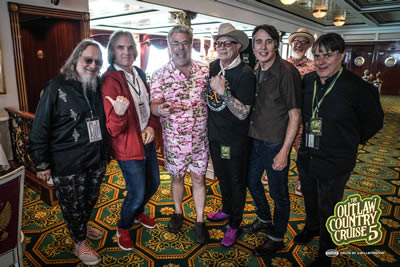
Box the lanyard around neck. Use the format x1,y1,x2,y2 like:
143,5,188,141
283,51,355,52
126,73,141,96
312,67,343,119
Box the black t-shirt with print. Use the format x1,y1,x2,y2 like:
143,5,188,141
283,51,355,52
207,60,256,152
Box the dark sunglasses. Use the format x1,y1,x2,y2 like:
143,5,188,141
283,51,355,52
293,40,310,46
214,40,238,48
82,56,102,66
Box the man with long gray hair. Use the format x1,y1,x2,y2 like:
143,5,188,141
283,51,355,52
29,39,109,265
102,30,161,251
150,25,210,244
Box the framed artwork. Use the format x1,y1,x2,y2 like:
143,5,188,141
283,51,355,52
0,47,5,94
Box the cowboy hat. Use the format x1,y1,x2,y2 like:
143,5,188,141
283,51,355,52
288,28,314,46
213,23,249,52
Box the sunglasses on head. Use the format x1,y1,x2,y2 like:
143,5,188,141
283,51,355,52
214,40,238,48
82,56,102,66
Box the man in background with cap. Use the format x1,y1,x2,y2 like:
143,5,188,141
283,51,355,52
287,28,315,77
206,23,256,246
287,28,315,196
242,24,302,256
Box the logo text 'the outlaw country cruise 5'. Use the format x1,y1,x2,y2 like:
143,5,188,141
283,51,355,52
326,194,383,246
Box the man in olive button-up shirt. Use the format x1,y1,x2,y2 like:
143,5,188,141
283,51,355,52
242,24,302,257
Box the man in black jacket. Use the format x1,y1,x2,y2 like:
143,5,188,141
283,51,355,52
29,40,108,266
295,33,384,266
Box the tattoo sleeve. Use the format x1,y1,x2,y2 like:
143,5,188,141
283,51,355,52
220,90,251,120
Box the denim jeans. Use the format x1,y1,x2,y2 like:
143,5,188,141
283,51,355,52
117,142,160,229
247,139,290,240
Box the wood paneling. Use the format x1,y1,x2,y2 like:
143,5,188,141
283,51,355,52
345,41,400,95
8,2,89,112
21,18,81,113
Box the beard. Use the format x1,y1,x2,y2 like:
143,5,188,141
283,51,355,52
81,76,98,94
292,49,305,60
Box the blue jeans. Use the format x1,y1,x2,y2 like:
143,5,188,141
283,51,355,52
247,139,290,240
117,142,160,229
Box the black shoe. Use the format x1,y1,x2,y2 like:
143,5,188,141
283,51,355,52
308,256,332,267
242,218,273,234
254,238,284,256
294,228,319,245
167,213,183,233
195,222,210,245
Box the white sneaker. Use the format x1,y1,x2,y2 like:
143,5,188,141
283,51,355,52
74,240,101,265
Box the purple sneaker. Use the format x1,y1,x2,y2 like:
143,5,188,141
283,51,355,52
207,210,229,221
221,226,240,247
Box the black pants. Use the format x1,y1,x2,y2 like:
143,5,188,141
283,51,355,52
297,156,350,259
209,141,249,229
52,163,106,243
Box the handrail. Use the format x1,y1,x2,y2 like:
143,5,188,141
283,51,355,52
4,107,57,206
5,107,35,173
5,107,34,120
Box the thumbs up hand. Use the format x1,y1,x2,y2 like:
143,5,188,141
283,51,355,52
106,96,130,116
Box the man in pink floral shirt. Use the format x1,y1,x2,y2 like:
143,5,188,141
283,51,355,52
287,28,315,196
150,25,209,244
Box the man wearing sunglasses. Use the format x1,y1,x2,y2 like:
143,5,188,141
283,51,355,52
206,23,256,247
287,28,316,197
242,25,302,256
29,40,109,265
150,25,210,244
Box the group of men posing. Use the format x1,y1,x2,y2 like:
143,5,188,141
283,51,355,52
29,22,384,266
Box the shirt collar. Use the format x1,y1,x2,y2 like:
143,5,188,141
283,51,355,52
113,64,138,79
316,69,342,87
288,56,310,66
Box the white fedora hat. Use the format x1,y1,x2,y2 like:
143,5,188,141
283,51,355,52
213,23,249,52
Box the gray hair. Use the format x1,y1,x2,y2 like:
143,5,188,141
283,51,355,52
167,25,193,46
60,39,102,81
107,30,138,65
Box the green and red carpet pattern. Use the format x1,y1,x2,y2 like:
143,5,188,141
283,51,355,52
22,96,400,266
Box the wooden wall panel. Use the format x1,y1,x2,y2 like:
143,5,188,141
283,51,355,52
21,18,81,113
345,41,400,95
8,2,89,112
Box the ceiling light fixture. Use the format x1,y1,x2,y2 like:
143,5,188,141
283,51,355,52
280,0,296,5
313,5,327,19
333,15,345,26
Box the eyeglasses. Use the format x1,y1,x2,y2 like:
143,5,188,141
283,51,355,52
293,40,310,46
215,40,238,48
82,56,102,66
170,41,191,47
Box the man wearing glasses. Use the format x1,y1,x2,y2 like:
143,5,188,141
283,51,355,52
150,25,210,244
242,25,302,256
29,40,108,265
287,28,316,197
206,23,256,246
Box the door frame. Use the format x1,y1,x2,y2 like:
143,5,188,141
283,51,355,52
8,2,90,112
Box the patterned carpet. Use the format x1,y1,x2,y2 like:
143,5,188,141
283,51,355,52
22,96,400,266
